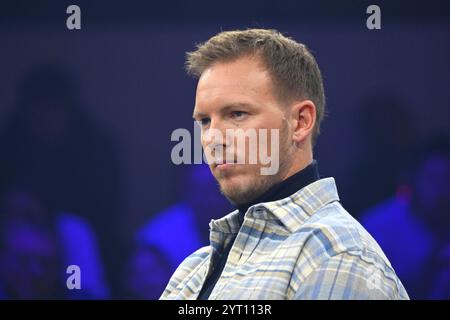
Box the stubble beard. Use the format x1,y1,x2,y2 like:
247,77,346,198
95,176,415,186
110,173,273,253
214,121,294,206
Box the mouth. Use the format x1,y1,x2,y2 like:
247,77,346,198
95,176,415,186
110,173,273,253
212,157,238,170
215,163,237,170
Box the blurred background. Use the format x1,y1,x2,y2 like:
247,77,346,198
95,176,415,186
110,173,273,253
0,0,449,299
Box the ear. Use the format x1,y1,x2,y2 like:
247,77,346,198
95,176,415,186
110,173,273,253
290,100,316,144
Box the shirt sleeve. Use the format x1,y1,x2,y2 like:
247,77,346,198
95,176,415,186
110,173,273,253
160,246,211,300
292,251,410,300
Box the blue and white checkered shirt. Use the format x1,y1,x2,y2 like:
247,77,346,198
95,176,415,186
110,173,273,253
160,177,409,300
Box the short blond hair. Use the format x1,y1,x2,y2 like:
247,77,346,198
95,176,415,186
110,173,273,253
186,29,326,144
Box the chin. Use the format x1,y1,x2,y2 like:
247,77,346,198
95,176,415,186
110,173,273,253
221,177,266,206
218,177,247,200
218,176,243,193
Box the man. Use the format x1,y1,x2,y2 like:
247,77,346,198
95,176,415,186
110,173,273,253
161,29,409,299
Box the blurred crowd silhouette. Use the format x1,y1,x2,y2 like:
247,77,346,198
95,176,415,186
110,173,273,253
0,65,122,298
0,61,448,300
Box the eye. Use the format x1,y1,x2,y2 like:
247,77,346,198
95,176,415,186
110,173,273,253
230,111,247,120
198,117,211,127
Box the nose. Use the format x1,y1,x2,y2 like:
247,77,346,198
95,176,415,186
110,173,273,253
201,118,230,162
201,117,228,146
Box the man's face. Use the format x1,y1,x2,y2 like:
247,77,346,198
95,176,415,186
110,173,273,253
193,55,295,205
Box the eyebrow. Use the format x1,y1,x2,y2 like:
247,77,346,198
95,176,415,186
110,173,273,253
192,110,207,120
192,103,254,119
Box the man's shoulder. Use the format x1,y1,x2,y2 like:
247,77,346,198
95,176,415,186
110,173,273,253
286,201,409,299
262,177,394,276
294,201,384,255
160,245,211,299
290,200,393,271
173,245,211,274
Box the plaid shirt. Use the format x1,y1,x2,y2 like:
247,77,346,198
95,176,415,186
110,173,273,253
160,178,409,300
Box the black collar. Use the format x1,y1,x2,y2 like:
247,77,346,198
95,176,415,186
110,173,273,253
237,160,320,217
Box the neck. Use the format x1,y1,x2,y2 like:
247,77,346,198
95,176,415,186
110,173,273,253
236,158,319,217
282,145,313,181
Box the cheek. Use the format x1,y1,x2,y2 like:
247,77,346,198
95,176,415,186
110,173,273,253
230,132,281,163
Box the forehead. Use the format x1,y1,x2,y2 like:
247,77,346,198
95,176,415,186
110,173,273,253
194,55,275,109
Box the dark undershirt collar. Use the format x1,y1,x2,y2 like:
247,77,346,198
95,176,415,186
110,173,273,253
236,159,320,218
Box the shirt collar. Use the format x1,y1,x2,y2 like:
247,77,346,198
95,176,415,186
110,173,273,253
210,177,340,234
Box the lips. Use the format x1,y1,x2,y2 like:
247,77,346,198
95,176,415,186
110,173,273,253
214,161,235,167
215,163,238,171
212,155,237,167
212,157,239,171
